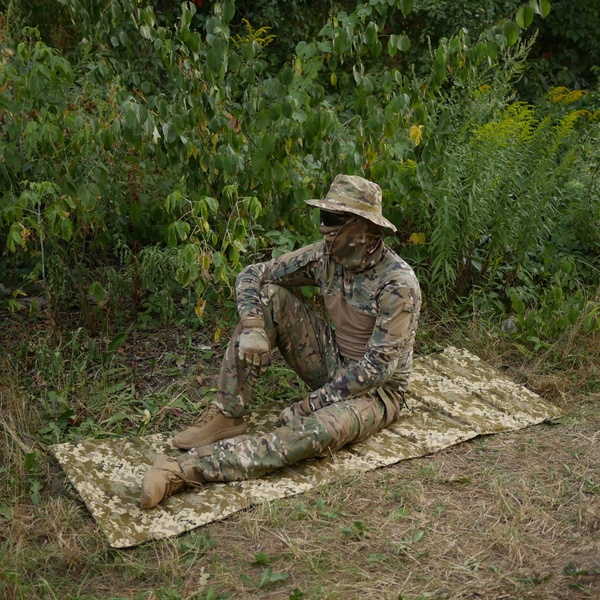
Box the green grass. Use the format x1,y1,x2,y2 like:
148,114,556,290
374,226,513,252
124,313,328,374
1,310,599,599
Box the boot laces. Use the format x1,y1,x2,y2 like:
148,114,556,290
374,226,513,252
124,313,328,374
158,466,204,494
192,403,222,427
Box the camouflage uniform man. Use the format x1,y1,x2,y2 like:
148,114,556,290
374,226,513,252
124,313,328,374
140,175,421,509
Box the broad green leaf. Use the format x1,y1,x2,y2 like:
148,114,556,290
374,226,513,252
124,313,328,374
268,103,281,121
282,99,293,118
272,163,286,183
222,0,235,23
204,196,219,215
241,42,255,61
539,0,551,17
388,34,399,57
7,223,23,251
180,4,193,27
253,552,271,565
362,75,374,94
333,29,349,55
278,67,294,86
228,51,240,71
365,22,378,46
503,20,520,46
261,134,275,156
99,128,114,150
254,110,272,131
223,155,236,176
399,0,413,18
252,151,267,171
131,103,148,127
124,108,136,132
162,122,177,144
206,48,223,75
432,56,446,83
166,223,177,247
89,281,107,304
516,5,534,28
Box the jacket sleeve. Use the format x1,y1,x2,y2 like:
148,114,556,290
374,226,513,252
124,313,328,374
235,242,323,327
312,280,421,403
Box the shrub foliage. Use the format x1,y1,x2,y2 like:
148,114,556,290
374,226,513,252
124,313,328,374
0,0,598,342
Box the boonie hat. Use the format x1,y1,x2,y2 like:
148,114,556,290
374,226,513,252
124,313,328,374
306,174,396,232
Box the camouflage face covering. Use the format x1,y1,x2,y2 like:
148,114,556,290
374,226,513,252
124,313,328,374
320,217,383,271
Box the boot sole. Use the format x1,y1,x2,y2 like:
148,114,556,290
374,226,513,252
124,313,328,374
172,422,248,450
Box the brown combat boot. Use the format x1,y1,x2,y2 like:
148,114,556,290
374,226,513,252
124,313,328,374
139,454,203,509
172,403,247,450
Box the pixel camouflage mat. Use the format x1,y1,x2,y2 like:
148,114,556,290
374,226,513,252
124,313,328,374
50,347,563,548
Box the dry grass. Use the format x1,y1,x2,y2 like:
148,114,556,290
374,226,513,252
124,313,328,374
1,315,599,600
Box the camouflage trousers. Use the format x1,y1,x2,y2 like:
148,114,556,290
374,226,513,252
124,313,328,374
180,284,396,483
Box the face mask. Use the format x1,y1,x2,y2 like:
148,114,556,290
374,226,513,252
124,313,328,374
320,217,383,271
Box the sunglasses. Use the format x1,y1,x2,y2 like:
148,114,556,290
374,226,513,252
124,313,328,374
320,209,352,227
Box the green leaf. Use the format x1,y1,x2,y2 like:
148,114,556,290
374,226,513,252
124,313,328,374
278,67,294,86
107,332,128,354
222,0,235,23
516,5,535,28
399,34,410,52
206,48,223,75
125,108,137,132
432,56,446,84
89,281,107,304
282,99,293,118
252,151,267,171
258,567,289,588
333,29,349,55
174,219,190,241
399,0,413,18
162,122,178,144
204,196,219,215
25,452,38,472
365,22,378,46
7,223,23,251
99,128,114,150
260,134,276,156
140,24,152,40
272,163,286,183
388,34,399,57
539,0,551,18
166,223,178,247
503,20,520,46
252,552,271,565
254,109,273,131
131,103,148,127
241,42,255,61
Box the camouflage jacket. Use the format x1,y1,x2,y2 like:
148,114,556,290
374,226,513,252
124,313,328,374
236,241,421,402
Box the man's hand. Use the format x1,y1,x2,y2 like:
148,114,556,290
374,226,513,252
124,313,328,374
279,392,321,424
238,327,270,372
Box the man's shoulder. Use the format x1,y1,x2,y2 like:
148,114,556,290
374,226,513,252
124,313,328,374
375,247,419,287
276,240,325,265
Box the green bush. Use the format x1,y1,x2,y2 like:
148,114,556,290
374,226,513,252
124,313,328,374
1,0,598,343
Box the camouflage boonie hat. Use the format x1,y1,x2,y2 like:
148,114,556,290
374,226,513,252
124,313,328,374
306,174,396,232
